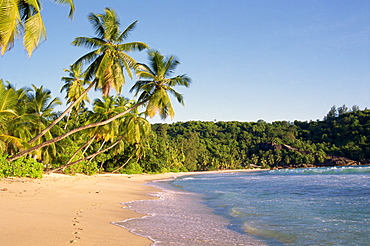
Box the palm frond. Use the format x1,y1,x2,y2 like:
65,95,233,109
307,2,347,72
0,82,18,112
72,37,105,49
0,134,31,150
51,0,75,19
0,0,21,55
23,12,46,57
170,74,191,87
87,13,105,39
102,8,120,41
117,41,149,52
163,56,180,77
167,87,185,105
118,20,138,41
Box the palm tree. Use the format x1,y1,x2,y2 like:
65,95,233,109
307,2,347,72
28,66,94,145
7,50,190,162
0,81,60,160
48,96,147,173
61,63,90,110
0,0,75,57
60,63,91,129
130,50,191,120
0,80,27,154
25,85,62,162
26,84,62,119
28,7,148,145
72,7,149,96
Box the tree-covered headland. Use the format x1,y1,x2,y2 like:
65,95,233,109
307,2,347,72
147,106,369,172
0,4,368,177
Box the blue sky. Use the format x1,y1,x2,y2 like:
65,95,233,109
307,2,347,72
1,0,369,123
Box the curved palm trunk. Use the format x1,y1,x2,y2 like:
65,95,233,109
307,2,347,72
28,81,95,145
46,137,123,174
66,135,96,164
111,152,135,173
7,100,146,162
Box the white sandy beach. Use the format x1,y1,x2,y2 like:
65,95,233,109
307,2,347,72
0,170,259,245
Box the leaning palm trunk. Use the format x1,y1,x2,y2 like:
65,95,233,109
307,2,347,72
47,137,123,174
111,152,135,173
63,111,71,130
7,101,146,162
28,81,95,145
81,135,97,156
95,140,106,170
66,135,96,165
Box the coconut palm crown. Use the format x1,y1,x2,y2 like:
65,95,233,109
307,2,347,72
72,7,149,97
130,50,191,120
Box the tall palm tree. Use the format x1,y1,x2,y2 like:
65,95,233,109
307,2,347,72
130,50,191,119
0,0,75,57
28,7,148,145
72,7,149,96
7,50,190,162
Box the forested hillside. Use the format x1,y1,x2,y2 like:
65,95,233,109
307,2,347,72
100,107,369,173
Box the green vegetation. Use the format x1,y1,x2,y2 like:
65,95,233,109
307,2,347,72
0,7,190,177
0,5,368,178
145,107,369,171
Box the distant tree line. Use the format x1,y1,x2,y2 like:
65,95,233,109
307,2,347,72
97,106,369,173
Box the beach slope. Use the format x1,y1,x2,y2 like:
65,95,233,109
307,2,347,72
0,173,179,246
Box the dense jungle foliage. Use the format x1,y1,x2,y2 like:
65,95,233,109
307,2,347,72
40,108,367,174
100,106,369,173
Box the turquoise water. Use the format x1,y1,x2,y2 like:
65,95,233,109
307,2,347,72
118,166,370,245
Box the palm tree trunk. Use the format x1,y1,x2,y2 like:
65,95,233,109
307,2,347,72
66,135,96,164
63,109,72,130
81,135,96,155
7,100,146,162
28,81,95,145
112,153,135,173
46,137,123,174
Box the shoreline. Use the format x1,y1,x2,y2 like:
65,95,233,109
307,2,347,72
0,169,262,245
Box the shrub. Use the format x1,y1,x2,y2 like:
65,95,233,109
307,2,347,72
63,160,98,176
123,162,143,174
0,155,43,178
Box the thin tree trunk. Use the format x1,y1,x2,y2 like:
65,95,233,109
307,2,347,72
81,135,96,156
112,153,134,173
28,81,95,145
63,109,71,130
46,138,123,174
95,140,106,170
66,135,96,164
7,101,146,162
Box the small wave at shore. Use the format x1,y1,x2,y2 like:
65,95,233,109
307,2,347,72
267,165,370,175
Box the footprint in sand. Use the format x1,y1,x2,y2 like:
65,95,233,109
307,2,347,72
70,210,84,243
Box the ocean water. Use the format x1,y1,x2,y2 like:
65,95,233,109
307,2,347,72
117,166,370,245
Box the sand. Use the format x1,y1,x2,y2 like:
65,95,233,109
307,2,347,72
0,170,260,245
0,172,183,246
